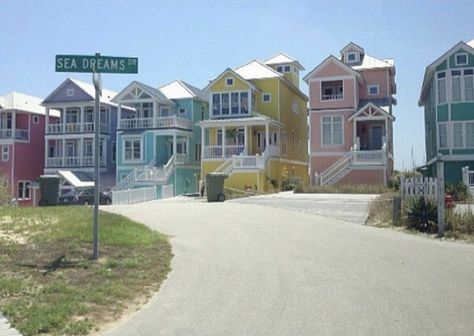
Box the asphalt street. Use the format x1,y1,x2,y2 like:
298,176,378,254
101,193,474,336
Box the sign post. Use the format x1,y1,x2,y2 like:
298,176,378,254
55,53,138,260
436,154,445,237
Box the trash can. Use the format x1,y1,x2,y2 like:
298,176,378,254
205,173,228,202
39,175,60,206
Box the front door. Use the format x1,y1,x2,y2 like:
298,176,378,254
369,125,383,150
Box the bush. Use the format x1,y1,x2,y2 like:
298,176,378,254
445,182,470,202
447,209,474,234
297,183,388,194
405,197,438,233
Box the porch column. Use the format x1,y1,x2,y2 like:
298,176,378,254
385,118,388,148
265,123,269,151
221,126,225,158
80,106,84,132
244,126,248,155
173,133,177,160
11,111,16,139
45,108,50,135
353,120,357,150
117,105,122,129
201,126,205,159
62,109,66,133
79,138,83,167
62,139,66,167
153,101,158,128
44,139,49,169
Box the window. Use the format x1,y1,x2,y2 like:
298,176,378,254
33,116,39,124
66,88,74,97
284,65,291,73
368,84,380,96
160,107,170,117
322,116,343,146
225,77,234,87
2,145,9,161
217,130,223,146
178,108,186,116
321,80,343,100
276,66,283,72
212,92,249,116
437,72,446,104
438,123,448,148
142,102,153,118
452,70,462,102
465,69,474,101
455,53,468,66
467,122,474,147
112,141,116,163
124,138,141,161
262,93,271,103
453,122,463,147
17,181,31,200
346,52,358,63
201,106,205,120
292,101,299,114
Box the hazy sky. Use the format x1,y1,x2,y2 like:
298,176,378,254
1,0,473,169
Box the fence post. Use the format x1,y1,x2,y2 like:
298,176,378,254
436,154,445,236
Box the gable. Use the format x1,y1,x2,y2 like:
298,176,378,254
304,57,358,83
43,80,93,104
349,103,394,121
448,47,474,68
210,69,252,92
113,81,173,105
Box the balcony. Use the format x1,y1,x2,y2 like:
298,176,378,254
321,80,344,101
47,123,109,134
119,116,192,130
0,128,29,140
46,156,106,168
203,145,245,159
321,93,344,101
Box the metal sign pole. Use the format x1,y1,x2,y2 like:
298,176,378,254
92,53,102,260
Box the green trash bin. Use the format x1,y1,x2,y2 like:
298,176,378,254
205,173,228,202
39,175,60,206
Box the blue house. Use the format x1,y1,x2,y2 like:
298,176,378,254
419,39,474,182
42,78,122,193
113,80,208,198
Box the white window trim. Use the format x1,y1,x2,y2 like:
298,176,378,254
437,122,448,149
211,91,250,118
17,180,31,200
452,122,464,148
122,136,143,163
262,93,272,103
32,115,39,124
455,53,468,66
66,88,74,97
2,145,9,161
346,52,359,63
436,72,447,104
283,65,291,73
321,115,344,147
292,101,300,114
178,107,186,116
225,77,234,87
320,81,344,101
367,84,380,96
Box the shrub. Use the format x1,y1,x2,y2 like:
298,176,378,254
447,209,474,234
445,182,470,202
405,197,438,233
297,183,387,194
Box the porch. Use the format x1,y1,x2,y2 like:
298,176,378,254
45,138,106,168
0,112,29,140
45,106,110,134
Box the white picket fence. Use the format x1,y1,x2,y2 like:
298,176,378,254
162,184,174,199
400,176,437,201
111,186,156,205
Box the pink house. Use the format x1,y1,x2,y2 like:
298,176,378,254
304,43,396,186
0,92,58,206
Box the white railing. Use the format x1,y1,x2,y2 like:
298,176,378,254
352,150,384,164
48,122,108,133
47,124,62,133
119,116,192,130
462,166,474,191
82,122,109,133
112,186,156,205
65,123,81,133
321,93,343,101
163,155,176,179
232,155,265,170
400,176,437,201
162,184,174,199
46,156,104,167
319,151,353,185
203,146,223,158
46,157,63,167
175,153,187,165
203,145,245,159
0,128,29,139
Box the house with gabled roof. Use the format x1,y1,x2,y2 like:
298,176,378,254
304,43,396,186
42,78,121,194
0,92,59,205
198,53,309,192
419,39,474,183
112,79,208,198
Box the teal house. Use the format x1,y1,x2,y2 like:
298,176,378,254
419,39,474,182
113,80,208,198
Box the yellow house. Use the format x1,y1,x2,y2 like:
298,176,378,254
198,52,309,192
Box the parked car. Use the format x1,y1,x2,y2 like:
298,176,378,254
57,189,112,205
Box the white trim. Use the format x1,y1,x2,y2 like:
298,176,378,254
309,108,354,114
310,151,348,156
308,75,353,82
32,115,39,124
346,51,359,63
367,84,380,96
122,136,143,163
17,180,31,200
66,88,74,97
262,93,272,103
455,52,468,66
320,115,344,147
225,77,235,87
1,144,9,161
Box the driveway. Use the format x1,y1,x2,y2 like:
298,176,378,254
102,193,474,336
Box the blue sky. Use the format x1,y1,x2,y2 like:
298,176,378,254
1,0,473,170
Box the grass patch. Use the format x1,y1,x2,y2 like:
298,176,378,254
296,183,388,194
366,192,396,228
0,206,172,335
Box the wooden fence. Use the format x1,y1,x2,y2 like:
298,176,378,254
400,176,437,201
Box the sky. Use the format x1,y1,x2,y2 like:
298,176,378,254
1,0,473,170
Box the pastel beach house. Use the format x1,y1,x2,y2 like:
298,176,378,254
199,52,309,191
304,43,396,186
42,78,119,193
419,39,474,183
0,92,59,205
113,80,208,198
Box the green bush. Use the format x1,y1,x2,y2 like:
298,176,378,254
405,197,438,233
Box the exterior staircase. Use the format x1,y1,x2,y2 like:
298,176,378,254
319,152,353,186
212,146,276,175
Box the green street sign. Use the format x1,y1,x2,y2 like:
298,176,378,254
55,54,138,74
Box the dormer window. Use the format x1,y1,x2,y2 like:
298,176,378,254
225,77,234,87
455,53,468,66
276,66,283,72
346,52,358,63
284,65,291,72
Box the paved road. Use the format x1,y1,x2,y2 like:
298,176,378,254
102,193,474,336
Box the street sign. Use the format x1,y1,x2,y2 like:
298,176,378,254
55,54,138,74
